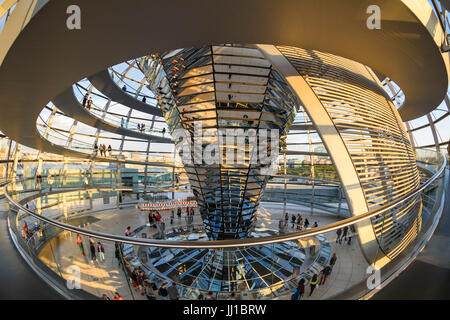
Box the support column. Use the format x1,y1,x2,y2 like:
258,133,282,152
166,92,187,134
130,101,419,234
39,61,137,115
257,44,390,268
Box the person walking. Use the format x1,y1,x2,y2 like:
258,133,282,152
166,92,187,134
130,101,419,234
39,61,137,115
309,274,318,296
329,253,337,272
320,265,331,285
177,207,182,219
336,228,342,243
291,214,296,228
76,234,85,257
97,242,105,262
125,226,131,237
291,278,305,300
167,282,179,300
342,226,348,242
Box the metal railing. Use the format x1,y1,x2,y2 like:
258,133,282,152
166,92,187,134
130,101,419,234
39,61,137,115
4,152,446,249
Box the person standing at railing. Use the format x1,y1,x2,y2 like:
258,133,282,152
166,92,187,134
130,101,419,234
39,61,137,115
76,234,85,257
121,117,125,128
329,253,337,273
107,145,112,157
89,238,96,262
86,97,92,110
47,174,54,191
82,93,89,107
97,242,105,262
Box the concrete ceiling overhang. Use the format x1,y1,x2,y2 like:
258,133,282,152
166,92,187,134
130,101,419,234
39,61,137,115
0,0,447,153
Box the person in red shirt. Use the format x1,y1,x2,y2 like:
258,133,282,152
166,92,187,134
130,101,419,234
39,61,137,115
113,292,124,300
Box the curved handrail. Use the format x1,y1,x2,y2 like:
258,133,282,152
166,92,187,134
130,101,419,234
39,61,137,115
4,153,446,249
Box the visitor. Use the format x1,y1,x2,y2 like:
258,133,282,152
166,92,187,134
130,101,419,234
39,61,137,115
148,211,154,227
170,210,174,225
309,274,318,296
23,221,29,235
89,239,96,262
197,294,204,300
115,242,122,267
82,93,88,107
125,226,131,237
177,208,182,219
121,117,125,128
146,282,157,300
36,173,42,185
94,143,98,156
329,253,337,272
291,214,296,228
107,145,112,157
33,222,41,237
304,218,310,229
342,226,349,241
336,228,342,243
102,294,110,300
137,271,146,295
142,96,146,103
205,291,215,300
113,292,124,300
313,221,318,228
97,242,105,262
87,97,92,110
291,278,305,300
167,282,179,300
76,234,85,257
122,85,126,92
131,269,139,290
297,215,303,230
162,128,166,136
320,265,331,285
158,283,169,300
347,226,353,245
47,174,54,191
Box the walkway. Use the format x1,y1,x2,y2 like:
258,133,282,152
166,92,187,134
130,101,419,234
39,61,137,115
0,197,62,299
372,170,450,299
